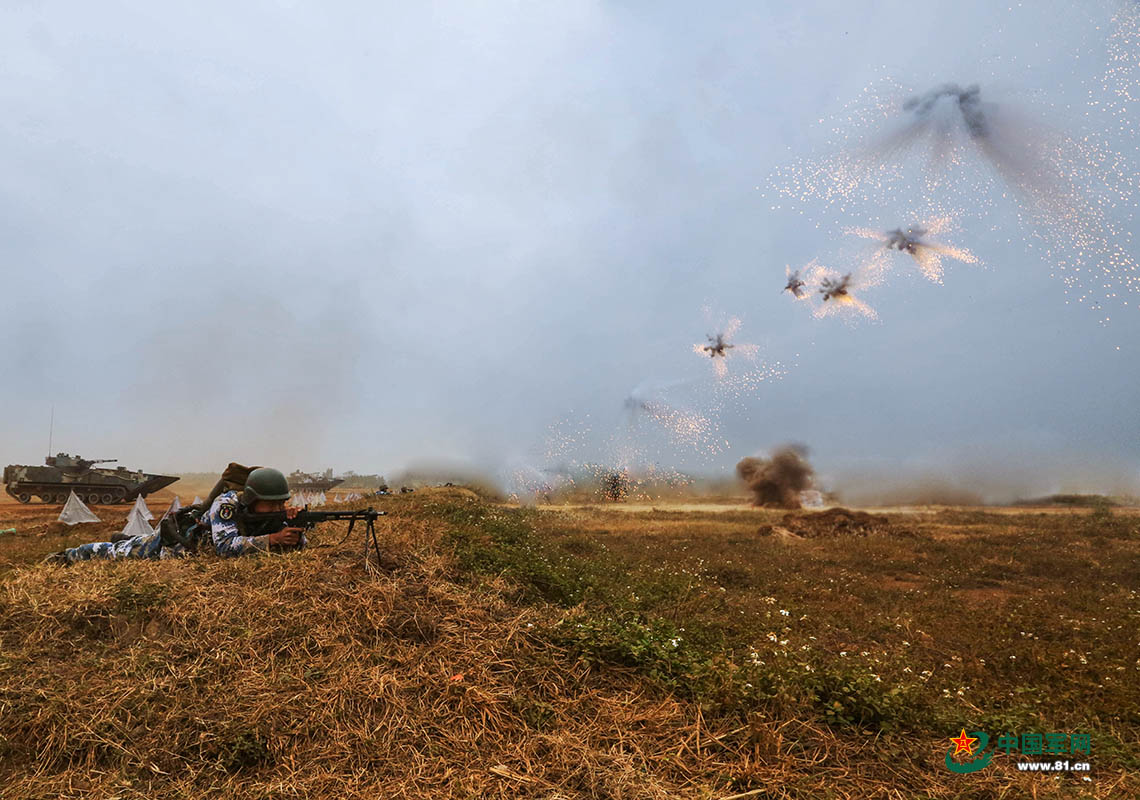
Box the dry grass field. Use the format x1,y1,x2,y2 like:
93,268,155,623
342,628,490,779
0,487,1137,798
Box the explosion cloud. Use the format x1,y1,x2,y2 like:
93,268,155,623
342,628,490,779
736,445,815,509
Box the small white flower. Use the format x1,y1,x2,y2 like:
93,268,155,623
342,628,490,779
840,651,848,657
780,609,790,616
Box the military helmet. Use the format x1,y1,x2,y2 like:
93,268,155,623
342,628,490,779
242,467,291,504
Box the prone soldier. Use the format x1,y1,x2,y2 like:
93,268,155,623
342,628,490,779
46,467,306,564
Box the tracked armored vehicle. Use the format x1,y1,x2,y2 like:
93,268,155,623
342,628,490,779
287,469,344,492
3,453,179,505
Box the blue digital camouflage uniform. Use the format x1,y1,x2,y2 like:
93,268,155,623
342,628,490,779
207,490,304,556
61,490,300,563
63,528,176,563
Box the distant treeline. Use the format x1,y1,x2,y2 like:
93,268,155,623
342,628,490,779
1012,493,1136,507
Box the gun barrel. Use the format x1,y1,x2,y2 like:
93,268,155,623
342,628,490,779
244,508,387,527
297,508,386,521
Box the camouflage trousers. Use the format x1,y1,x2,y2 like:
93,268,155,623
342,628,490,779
64,532,188,563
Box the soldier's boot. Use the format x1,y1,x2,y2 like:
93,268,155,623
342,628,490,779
109,532,131,543
42,551,70,566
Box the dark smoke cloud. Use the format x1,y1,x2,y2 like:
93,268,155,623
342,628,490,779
736,445,814,508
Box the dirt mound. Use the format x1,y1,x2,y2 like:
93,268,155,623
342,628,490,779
777,507,893,538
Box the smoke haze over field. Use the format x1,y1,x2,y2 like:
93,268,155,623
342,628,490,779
1,1,1138,498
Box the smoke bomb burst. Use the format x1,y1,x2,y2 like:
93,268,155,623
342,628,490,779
784,266,808,299
790,259,882,321
767,79,1140,324
847,217,978,283
693,316,760,379
736,445,815,509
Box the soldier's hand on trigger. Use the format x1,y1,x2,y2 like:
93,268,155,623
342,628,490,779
267,527,303,547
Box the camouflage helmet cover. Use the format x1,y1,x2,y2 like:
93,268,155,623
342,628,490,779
242,467,291,504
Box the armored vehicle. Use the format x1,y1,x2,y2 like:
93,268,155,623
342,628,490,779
3,453,179,505
287,469,344,492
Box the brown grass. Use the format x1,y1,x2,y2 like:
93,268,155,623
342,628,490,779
0,489,1137,798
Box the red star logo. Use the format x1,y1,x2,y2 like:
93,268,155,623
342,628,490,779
950,729,978,757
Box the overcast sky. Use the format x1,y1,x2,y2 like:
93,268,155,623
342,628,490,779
2,1,1137,498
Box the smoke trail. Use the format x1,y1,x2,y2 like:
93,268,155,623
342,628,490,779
623,379,725,458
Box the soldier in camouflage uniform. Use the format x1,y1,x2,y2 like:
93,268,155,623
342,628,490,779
47,468,305,564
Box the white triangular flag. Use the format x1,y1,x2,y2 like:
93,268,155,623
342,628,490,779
58,490,101,525
119,506,154,539
160,495,181,521
132,495,154,521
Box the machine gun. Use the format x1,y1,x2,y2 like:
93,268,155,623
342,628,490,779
159,505,389,569
243,507,389,568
